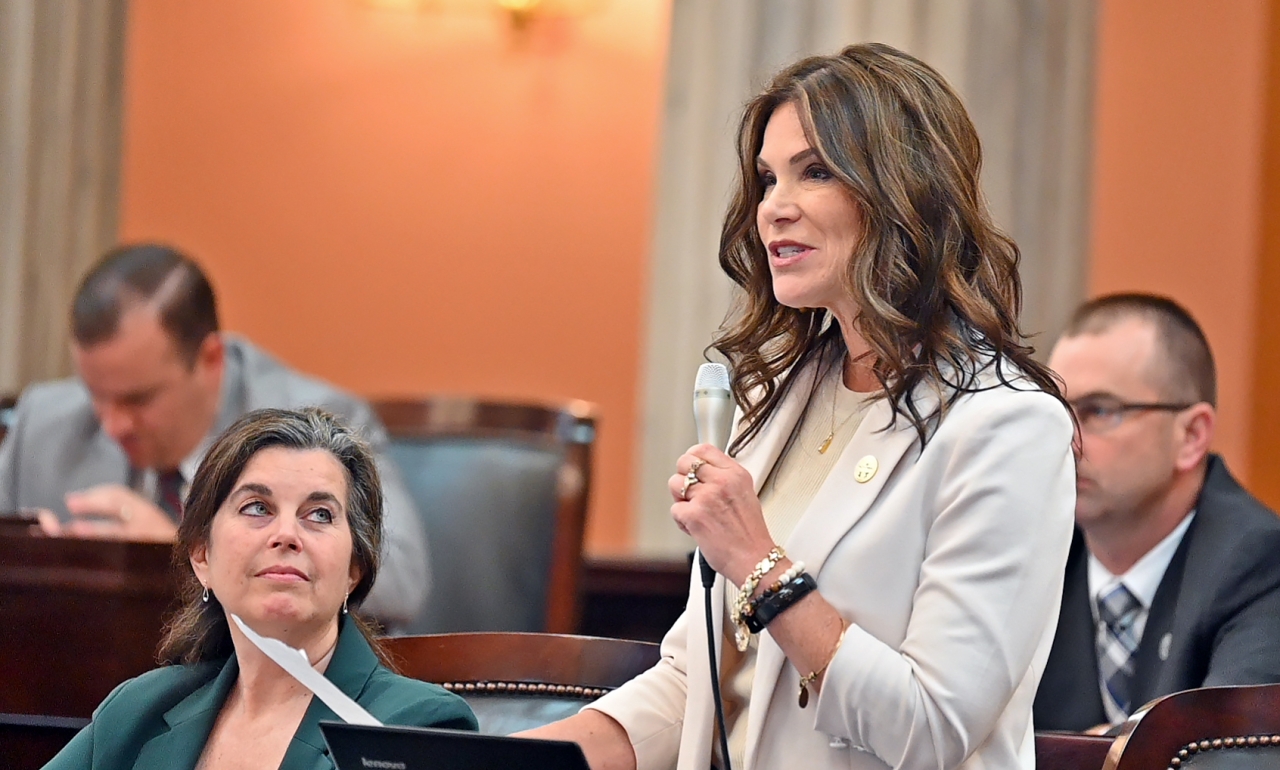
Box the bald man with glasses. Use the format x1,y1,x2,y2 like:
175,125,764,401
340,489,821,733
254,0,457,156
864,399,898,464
1033,293,1280,732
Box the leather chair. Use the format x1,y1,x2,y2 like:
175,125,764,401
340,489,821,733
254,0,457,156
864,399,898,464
0,394,53,536
374,397,597,635
380,632,659,735
1104,683,1280,769
0,395,15,446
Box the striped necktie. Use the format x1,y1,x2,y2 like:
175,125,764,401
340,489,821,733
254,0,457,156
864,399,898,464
1096,582,1142,722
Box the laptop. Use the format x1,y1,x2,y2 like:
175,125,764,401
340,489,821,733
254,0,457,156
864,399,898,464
0,712,89,767
320,722,591,770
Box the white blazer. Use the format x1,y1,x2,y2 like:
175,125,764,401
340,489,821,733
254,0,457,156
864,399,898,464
589,361,1076,770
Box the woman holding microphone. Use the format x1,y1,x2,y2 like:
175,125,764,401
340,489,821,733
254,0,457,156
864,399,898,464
530,42,1076,770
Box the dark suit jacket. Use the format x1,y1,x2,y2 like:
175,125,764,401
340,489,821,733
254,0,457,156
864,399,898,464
43,616,477,769
1034,455,1280,731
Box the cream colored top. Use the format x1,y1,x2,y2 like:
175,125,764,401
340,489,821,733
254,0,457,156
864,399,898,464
722,366,875,769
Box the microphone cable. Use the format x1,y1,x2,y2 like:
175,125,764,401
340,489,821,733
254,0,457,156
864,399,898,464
700,554,733,770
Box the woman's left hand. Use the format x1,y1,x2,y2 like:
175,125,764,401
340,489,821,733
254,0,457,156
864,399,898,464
669,444,777,584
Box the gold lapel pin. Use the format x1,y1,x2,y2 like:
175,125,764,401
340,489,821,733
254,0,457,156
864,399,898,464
854,455,878,483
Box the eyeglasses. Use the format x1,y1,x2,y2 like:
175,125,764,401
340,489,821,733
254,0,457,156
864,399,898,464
1068,395,1196,434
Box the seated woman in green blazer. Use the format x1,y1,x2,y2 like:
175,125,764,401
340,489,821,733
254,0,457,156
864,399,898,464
45,407,476,770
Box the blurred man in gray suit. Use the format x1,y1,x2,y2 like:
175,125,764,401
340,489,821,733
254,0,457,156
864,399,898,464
0,243,428,627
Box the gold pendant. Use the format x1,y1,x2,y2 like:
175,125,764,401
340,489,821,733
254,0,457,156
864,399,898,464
817,432,834,454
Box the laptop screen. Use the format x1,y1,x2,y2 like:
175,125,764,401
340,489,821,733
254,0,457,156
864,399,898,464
320,722,591,770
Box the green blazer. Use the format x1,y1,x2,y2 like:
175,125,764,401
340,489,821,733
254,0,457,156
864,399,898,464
44,616,477,770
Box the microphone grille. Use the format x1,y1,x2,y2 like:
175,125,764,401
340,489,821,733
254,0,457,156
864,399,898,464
695,362,730,390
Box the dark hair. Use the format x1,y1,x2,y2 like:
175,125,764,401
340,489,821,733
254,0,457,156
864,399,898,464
157,408,387,666
1063,293,1216,406
71,243,219,366
715,42,1065,451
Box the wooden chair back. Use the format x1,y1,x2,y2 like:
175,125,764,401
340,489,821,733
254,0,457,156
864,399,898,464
374,397,597,635
380,632,659,735
1035,732,1113,770
1105,684,1280,769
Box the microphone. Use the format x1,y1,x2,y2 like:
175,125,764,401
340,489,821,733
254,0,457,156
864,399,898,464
693,362,734,452
692,363,732,592
691,362,735,770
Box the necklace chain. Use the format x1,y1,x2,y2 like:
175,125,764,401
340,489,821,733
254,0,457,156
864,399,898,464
818,365,862,454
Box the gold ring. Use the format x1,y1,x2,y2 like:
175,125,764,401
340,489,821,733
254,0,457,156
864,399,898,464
689,458,705,476
680,471,700,500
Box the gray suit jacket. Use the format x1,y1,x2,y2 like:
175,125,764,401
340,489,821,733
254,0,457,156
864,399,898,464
0,336,428,627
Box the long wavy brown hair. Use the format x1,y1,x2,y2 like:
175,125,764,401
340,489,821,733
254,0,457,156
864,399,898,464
716,42,1066,451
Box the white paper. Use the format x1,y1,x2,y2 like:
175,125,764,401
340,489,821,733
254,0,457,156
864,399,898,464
231,614,382,726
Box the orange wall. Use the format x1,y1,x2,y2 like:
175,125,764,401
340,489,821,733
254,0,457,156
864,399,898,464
1088,0,1268,477
117,0,671,554
1252,0,1280,506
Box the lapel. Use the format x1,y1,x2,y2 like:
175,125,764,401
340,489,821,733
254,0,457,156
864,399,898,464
673,368,815,770
740,371,933,767
280,616,381,770
131,660,237,770
732,364,818,499
1129,512,1198,705
778,394,923,574
132,618,378,770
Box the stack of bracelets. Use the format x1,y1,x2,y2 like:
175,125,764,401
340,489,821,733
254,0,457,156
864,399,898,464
730,546,842,708
730,547,818,650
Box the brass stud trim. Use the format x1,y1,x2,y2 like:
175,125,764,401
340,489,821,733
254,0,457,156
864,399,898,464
440,681,612,700
1167,734,1280,770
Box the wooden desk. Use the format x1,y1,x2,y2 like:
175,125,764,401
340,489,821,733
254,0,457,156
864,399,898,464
0,532,179,717
579,555,690,642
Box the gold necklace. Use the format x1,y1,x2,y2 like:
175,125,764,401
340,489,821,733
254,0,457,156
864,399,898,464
818,371,862,454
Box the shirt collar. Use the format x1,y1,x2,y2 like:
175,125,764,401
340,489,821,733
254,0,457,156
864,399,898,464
1087,510,1196,609
178,441,206,487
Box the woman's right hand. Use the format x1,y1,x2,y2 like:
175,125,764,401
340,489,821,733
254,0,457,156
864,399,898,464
668,444,777,586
